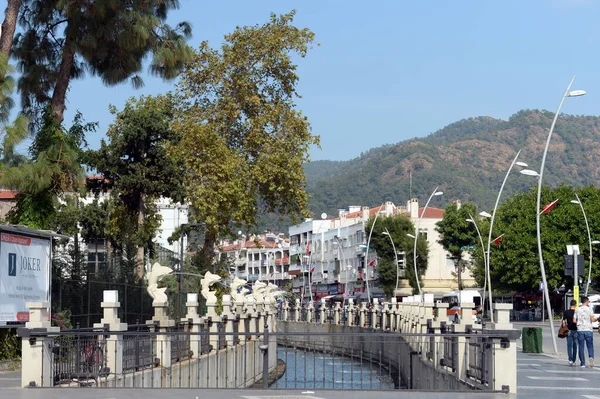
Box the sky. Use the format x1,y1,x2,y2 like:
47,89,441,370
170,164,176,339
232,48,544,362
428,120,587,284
7,0,600,161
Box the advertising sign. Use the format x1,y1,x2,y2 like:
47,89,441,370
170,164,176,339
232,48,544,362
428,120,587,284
0,232,51,322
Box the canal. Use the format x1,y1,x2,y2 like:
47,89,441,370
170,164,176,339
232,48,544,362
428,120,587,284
273,347,396,390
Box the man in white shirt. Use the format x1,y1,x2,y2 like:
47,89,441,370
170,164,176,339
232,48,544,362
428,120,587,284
574,296,599,368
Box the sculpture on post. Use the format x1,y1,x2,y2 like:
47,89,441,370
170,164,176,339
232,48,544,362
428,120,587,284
265,282,284,303
200,271,222,304
230,277,249,303
251,281,267,301
146,262,173,304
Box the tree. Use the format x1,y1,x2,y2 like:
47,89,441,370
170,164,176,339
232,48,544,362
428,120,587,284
365,215,427,296
435,201,479,290
13,0,192,122
487,185,600,293
0,0,22,58
171,11,319,267
88,94,185,277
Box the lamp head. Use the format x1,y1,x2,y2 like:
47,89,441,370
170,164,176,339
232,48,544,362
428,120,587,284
568,90,586,97
407,233,416,239
434,191,443,196
515,161,528,167
592,240,600,245
382,231,390,236
571,200,581,204
465,218,475,223
479,211,491,218
520,169,540,177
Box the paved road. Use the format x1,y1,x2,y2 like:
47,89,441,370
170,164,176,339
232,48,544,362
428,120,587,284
3,321,600,399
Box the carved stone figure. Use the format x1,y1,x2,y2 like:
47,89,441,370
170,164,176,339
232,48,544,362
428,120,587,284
145,262,173,303
200,271,222,304
252,281,267,302
230,277,249,303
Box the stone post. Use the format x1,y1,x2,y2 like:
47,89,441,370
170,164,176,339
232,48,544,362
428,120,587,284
185,293,203,358
256,297,265,334
222,295,235,347
359,302,368,327
307,302,315,323
294,299,301,322
245,297,257,340
347,299,356,327
205,294,221,350
333,302,341,325
93,290,127,377
488,304,517,393
320,299,326,324
147,300,175,369
371,298,379,329
20,302,59,387
282,301,290,321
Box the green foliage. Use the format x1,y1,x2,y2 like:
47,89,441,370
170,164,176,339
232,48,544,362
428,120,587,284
13,0,192,121
0,329,20,361
487,184,600,293
51,309,73,330
435,202,479,289
171,11,319,264
365,215,426,295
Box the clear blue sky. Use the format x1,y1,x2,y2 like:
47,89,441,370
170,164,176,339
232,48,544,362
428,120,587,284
10,0,600,161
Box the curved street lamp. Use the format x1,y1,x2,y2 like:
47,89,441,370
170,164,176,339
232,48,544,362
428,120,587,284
466,214,487,315
480,150,527,322
533,76,585,355
571,194,600,296
364,204,385,304
382,228,401,293
413,187,443,296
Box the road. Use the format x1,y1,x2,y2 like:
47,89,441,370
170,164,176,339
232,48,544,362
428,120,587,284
2,321,600,399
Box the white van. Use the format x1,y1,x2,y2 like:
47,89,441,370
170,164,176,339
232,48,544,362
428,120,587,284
591,302,600,329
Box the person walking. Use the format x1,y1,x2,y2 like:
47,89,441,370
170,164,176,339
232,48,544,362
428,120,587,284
562,299,578,366
574,296,599,368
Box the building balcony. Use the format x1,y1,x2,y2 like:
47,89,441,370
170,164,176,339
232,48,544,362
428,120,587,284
248,274,259,282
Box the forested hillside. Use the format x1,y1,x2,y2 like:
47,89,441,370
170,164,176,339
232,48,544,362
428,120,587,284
304,110,600,217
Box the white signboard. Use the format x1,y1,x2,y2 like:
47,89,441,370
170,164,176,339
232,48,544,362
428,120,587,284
0,232,51,322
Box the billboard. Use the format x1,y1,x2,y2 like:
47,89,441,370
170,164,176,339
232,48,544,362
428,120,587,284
0,232,51,322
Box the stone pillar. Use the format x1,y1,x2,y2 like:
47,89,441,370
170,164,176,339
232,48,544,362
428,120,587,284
359,302,368,327
185,293,203,358
347,299,356,327
320,299,326,324
205,295,221,350
93,290,127,376
147,300,175,368
256,298,265,334
371,299,379,329
245,297,258,340
294,299,301,322
282,301,290,321
460,302,475,325
489,304,517,393
20,302,59,387
333,302,341,325
222,295,235,347
307,302,315,323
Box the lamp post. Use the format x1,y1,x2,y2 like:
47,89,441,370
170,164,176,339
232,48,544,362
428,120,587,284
412,187,443,296
479,151,528,322
382,228,401,294
466,214,487,315
364,204,385,304
531,76,585,355
571,194,600,296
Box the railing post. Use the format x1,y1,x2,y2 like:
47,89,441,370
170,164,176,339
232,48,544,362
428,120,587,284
371,299,379,329
185,293,202,358
93,290,127,378
307,302,315,323
320,299,326,324
222,295,235,347
294,299,301,322
245,297,257,340
282,301,290,321
487,303,517,394
19,302,58,387
347,299,356,327
261,325,269,389
147,299,174,371
333,302,341,325
359,302,368,327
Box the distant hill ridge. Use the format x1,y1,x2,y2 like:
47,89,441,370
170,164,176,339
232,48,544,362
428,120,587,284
305,109,600,217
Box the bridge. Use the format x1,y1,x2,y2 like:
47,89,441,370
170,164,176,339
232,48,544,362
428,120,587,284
15,291,519,394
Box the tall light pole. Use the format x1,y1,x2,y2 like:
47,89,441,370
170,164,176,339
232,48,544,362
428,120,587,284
532,76,585,355
479,150,528,322
364,204,385,304
412,187,443,296
571,194,600,296
382,228,400,294
466,214,487,316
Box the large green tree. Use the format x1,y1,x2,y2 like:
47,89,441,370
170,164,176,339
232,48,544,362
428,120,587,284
13,0,192,123
170,11,320,267
435,201,480,290
485,185,600,293
365,214,426,296
88,94,185,277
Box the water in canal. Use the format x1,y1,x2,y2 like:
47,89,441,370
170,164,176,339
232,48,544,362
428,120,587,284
274,347,396,390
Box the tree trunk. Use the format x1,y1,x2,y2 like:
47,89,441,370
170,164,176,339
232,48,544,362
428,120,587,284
0,0,21,59
201,229,217,273
50,21,77,123
136,195,145,279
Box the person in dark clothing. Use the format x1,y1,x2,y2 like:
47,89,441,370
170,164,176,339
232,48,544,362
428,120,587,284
563,299,578,366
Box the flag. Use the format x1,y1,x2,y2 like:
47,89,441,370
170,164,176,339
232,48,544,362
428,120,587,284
493,234,505,246
310,266,315,273
305,242,311,255
368,258,376,267
541,199,559,215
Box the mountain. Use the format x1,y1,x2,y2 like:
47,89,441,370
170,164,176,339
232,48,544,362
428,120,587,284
305,109,600,217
